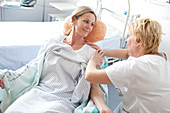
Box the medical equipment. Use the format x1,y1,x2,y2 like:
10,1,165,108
21,0,36,7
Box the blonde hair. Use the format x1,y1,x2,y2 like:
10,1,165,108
129,18,162,54
64,6,97,36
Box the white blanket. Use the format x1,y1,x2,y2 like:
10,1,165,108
5,40,91,113
0,34,63,112
0,33,108,113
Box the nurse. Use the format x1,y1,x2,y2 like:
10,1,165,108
86,18,170,113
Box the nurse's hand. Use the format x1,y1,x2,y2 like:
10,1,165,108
85,40,102,51
0,79,4,89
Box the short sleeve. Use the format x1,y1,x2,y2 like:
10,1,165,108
105,58,136,88
75,44,96,62
89,47,96,59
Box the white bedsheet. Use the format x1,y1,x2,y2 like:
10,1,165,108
1,36,94,113
0,22,63,46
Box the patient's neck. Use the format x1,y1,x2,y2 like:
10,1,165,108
65,31,85,45
64,35,85,51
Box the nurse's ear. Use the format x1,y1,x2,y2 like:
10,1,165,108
135,37,142,47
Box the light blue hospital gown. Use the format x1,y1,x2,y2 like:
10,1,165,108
5,39,95,113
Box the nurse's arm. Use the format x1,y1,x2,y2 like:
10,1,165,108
86,69,112,84
85,41,129,59
104,49,129,60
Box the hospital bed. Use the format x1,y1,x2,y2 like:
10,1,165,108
0,0,136,111
0,21,122,112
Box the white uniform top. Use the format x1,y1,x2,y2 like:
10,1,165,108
105,55,170,113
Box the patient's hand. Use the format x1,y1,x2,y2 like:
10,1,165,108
99,107,114,113
0,79,4,89
91,49,104,68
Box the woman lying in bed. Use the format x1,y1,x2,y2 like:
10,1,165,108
0,6,112,113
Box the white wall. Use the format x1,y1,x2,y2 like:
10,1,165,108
158,20,170,61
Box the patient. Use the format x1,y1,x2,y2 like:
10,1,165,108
0,6,111,113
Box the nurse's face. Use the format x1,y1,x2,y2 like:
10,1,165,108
73,13,96,38
125,31,138,57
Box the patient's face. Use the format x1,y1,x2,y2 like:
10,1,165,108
73,13,96,38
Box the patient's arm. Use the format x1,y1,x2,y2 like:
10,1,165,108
91,83,114,113
0,79,4,89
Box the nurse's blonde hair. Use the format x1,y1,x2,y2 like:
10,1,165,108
129,18,162,54
64,6,97,36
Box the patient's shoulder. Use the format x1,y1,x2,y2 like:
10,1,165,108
85,44,96,58
85,44,96,53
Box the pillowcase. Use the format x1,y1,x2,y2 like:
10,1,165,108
64,16,107,43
